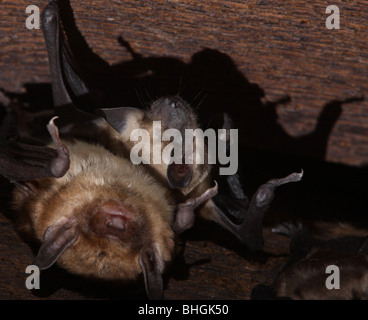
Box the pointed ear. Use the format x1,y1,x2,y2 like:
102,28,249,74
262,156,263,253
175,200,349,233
95,107,145,136
138,247,164,300
167,163,193,189
33,217,79,270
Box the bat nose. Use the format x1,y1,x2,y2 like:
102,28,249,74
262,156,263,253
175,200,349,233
106,214,128,231
90,200,137,237
102,200,134,230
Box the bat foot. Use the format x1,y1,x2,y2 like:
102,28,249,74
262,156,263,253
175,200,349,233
272,221,303,237
223,171,303,250
266,170,304,188
41,0,59,25
174,181,218,234
252,170,303,210
47,117,70,178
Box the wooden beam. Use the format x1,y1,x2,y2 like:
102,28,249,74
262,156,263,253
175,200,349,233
1,0,367,166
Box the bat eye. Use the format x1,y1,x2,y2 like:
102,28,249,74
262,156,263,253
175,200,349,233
171,102,178,108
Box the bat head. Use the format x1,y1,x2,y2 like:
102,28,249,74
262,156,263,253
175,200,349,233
147,96,197,133
97,96,211,194
14,141,175,299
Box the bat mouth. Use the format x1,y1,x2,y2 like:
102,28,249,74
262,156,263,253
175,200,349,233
105,212,131,231
88,200,144,244
102,200,135,230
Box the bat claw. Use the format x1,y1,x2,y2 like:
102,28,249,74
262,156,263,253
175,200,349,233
47,116,59,134
211,170,304,251
272,221,303,236
204,180,219,199
47,117,70,178
174,181,219,234
266,169,304,188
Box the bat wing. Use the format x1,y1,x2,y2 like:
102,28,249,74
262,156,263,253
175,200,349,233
206,114,304,251
211,171,303,251
41,0,105,139
41,0,150,147
42,0,92,112
0,100,69,182
0,1,91,183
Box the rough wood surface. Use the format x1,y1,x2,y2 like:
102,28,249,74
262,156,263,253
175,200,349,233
0,0,367,166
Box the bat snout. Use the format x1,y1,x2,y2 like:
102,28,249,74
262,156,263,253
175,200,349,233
102,200,134,231
89,200,143,243
106,214,129,231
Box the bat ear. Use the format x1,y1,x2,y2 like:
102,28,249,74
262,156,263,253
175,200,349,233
166,163,194,189
174,182,218,234
138,247,164,300
95,107,145,136
33,217,79,270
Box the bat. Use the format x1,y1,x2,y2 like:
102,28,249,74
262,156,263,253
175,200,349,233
0,0,303,299
252,221,368,300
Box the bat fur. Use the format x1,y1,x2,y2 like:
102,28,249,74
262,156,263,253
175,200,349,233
252,221,368,300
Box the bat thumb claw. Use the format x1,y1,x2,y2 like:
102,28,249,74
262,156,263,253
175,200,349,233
268,169,304,188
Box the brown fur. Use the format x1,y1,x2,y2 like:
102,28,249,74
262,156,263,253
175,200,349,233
313,221,368,240
276,247,368,300
13,140,175,281
275,222,368,300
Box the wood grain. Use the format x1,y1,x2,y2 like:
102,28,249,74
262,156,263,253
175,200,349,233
0,0,367,166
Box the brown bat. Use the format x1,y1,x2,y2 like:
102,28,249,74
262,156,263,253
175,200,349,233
13,118,216,300
252,221,368,300
0,0,303,299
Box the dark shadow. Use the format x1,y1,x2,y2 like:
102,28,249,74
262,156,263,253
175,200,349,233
56,0,364,161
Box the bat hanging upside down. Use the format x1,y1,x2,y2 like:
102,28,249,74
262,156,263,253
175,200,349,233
0,0,303,299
